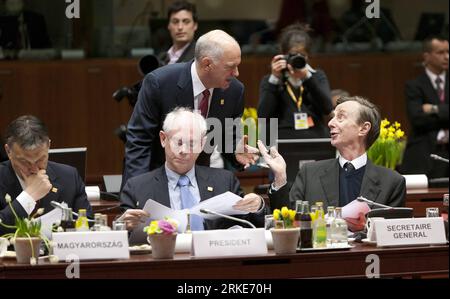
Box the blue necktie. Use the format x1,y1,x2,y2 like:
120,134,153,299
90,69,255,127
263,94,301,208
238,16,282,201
177,175,204,231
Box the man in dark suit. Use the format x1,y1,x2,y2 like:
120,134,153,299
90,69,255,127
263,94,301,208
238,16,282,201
121,108,265,232
259,96,406,232
401,36,449,179
0,0,52,51
0,115,92,235
158,0,197,65
123,29,259,188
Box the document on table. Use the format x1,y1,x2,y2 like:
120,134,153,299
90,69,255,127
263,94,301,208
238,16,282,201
36,208,63,239
141,192,247,233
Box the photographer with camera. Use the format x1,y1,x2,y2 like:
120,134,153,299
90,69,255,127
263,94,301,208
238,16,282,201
258,23,333,142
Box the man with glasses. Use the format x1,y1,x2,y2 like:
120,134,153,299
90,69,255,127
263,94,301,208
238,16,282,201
0,115,92,234
120,108,265,232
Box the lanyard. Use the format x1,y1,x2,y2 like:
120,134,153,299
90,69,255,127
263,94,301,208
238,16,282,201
285,83,304,111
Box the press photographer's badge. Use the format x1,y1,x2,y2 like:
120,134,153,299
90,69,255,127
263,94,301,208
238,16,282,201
294,113,308,130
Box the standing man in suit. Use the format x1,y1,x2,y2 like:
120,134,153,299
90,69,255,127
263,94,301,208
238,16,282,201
121,108,265,232
401,36,449,179
0,115,92,235
259,96,406,232
158,0,198,65
123,29,259,188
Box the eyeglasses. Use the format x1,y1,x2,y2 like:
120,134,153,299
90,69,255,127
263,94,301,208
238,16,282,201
167,136,203,153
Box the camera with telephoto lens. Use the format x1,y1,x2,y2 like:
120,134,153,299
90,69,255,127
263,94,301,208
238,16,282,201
282,53,307,70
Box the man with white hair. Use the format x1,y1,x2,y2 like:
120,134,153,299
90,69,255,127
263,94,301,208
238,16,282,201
123,29,259,189
120,108,265,232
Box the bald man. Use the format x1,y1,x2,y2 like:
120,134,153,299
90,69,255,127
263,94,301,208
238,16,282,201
123,30,258,188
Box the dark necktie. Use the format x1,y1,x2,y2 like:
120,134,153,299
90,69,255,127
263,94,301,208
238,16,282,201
199,89,210,118
435,77,444,103
177,175,204,231
344,162,355,173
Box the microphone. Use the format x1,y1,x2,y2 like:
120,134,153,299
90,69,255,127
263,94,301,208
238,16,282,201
199,209,256,229
50,201,95,222
430,154,449,164
356,196,391,209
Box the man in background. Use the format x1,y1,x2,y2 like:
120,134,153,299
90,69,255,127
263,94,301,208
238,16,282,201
158,0,198,65
0,0,51,51
401,36,448,179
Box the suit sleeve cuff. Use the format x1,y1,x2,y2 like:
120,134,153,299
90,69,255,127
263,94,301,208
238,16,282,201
269,182,286,194
255,195,266,214
268,74,280,85
16,191,36,215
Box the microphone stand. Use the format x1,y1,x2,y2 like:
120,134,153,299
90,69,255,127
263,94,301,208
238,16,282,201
51,201,95,222
356,196,391,209
200,209,256,229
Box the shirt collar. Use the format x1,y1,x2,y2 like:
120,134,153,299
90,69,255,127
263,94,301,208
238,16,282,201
191,62,211,98
167,43,191,64
338,152,367,170
425,67,446,88
15,172,26,190
165,163,197,190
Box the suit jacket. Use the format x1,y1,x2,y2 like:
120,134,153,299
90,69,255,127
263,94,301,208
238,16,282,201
258,70,333,141
0,10,51,50
123,61,245,187
401,71,449,178
0,161,92,235
269,159,406,211
159,41,196,65
121,165,264,230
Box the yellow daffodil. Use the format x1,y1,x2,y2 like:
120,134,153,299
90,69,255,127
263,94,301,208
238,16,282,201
289,210,296,221
395,129,405,139
368,118,406,170
273,209,281,220
281,207,290,219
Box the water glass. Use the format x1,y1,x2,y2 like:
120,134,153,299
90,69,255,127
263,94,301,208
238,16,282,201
264,215,274,230
426,207,440,218
112,220,126,230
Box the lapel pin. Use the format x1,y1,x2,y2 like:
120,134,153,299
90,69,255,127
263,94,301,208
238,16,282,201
51,187,58,193
207,186,214,192
220,99,225,105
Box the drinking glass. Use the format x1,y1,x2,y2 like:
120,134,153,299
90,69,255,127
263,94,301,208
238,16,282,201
426,207,440,218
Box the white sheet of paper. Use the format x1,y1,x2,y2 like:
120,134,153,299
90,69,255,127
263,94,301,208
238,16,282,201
141,192,248,232
342,200,370,219
190,191,247,219
142,199,188,233
37,208,63,239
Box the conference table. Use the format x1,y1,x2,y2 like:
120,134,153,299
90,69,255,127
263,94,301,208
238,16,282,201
90,188,449,225
0,242,447,279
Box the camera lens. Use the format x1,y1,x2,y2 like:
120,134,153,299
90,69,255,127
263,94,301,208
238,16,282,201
287,54,306,70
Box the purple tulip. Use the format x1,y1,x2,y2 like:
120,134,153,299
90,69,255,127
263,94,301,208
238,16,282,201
158,220,176,235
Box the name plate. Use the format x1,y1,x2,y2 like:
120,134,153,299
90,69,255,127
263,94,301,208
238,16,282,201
53,231,130,261
374,217,447,247
192,228,268,257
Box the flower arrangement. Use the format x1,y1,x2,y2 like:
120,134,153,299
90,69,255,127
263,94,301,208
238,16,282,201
0,194,51,265
144,217,179,235
367,118,406,170
272,206,296,229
